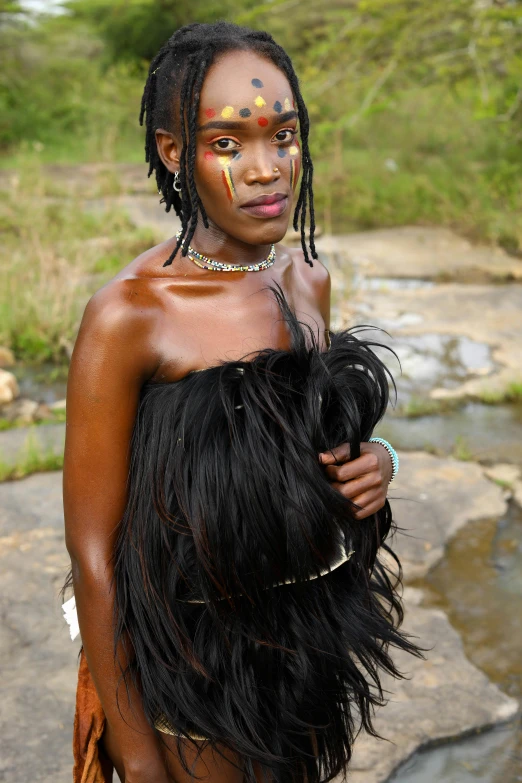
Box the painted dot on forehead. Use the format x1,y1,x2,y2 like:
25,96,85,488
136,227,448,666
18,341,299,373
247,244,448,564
273,100,282,113
239,107,251,118
221,106,234,119
251,78,263,88
254,96,266,108
277,147,287,158
205,108,216,118
284,97,291,111
258,117,268,127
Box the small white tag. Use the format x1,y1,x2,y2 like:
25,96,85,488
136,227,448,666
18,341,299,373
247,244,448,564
62,595,80,641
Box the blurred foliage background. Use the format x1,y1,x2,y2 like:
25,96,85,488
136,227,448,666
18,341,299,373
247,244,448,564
1,0,521,245
1,0,522,360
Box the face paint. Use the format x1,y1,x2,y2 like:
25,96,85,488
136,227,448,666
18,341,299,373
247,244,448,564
251,78,264,88
277,148,287,158
290,158,296,191
221,167,236,202
239,108,251,118
258,117,268,127
221,106,234,119
205,108,216,118
284,97,291,112
254,95,266,108
273,100,282,113
289,145,299,156
233,152,242,161
204,151,214,161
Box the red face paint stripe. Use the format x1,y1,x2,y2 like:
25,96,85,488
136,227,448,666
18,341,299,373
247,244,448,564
221,168,234,202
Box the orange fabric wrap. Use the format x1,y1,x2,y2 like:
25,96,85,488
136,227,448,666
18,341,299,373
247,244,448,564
73,649,113,783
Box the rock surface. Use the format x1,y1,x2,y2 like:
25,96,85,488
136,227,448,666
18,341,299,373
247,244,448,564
317,227,522,283
0,346,15,367
0,456,518,783
0,369,19,405
387,451,507,581
348,282,522,404
344,589,518,783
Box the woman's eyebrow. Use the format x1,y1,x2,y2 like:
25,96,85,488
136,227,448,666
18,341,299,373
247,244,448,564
198,110,298,132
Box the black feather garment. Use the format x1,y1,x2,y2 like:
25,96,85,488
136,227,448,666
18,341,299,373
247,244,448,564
113,284,420,782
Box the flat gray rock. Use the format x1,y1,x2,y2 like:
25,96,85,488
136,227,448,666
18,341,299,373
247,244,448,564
0,468,516,783
0,472,78,783
387,451,508,581
343,589,518,783
349,282,522,404
317,227,522,283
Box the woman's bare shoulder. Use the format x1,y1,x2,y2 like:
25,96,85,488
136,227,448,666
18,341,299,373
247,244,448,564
283,244,331,325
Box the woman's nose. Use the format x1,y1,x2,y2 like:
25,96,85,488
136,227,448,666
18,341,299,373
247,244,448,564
243,154,281,185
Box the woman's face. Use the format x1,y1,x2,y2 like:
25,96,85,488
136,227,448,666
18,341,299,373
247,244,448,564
186,50,301,247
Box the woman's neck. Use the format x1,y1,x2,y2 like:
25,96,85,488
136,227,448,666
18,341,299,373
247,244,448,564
188,222,273,267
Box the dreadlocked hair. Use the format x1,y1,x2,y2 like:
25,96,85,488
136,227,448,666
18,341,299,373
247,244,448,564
139,21,318,268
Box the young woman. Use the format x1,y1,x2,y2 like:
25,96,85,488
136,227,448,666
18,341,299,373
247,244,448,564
63,21,417,783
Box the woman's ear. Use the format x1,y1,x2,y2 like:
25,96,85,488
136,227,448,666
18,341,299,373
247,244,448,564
155,128,181,173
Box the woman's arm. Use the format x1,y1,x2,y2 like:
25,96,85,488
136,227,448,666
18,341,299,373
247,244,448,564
63,282,172,783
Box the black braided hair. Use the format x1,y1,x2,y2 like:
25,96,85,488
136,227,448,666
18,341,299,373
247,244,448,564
139,21,318,268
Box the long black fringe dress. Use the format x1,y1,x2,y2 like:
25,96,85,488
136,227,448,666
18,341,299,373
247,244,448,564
112,283,419,783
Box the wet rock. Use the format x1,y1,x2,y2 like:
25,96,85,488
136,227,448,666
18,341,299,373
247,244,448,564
512,482,522,509
0,346,15,368
349,282,522,405
0,397,39,424
0,369,19,405
387,451,507,581
345,588,519,783
318,227,522,283
483,463,521,488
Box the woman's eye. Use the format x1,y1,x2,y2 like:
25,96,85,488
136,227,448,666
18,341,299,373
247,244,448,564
274,129,297,144
212,138,239,151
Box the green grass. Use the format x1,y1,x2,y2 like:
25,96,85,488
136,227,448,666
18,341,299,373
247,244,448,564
397,395,463,419
312,86,522,254
0,431,64,482
0,164,159,362
452,435,474,462
476,381,522,406
0,409,66,432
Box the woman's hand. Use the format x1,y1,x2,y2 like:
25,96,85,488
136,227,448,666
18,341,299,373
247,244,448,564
318,442,393,519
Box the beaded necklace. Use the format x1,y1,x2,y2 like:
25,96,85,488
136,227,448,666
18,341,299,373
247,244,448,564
176,230,276,272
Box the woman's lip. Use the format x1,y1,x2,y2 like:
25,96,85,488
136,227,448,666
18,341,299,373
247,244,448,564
241,192,287,208
240,196,288,219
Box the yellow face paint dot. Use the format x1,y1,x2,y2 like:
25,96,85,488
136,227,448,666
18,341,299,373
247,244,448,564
221,106,234,119
284,97,291,111
289,145,299,156
217,155,229,167
254,95,266,108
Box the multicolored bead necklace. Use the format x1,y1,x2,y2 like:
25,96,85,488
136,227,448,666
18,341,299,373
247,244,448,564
176,230,276,272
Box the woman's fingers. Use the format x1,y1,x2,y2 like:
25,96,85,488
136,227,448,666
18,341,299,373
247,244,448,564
318,442,351,465
323,451,379,483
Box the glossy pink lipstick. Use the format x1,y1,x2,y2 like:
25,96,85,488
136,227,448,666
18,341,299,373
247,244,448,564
240,192,288,219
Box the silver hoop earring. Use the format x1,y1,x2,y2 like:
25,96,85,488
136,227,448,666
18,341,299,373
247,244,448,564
173,171,182,193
